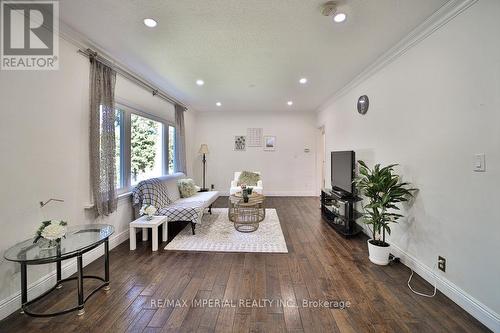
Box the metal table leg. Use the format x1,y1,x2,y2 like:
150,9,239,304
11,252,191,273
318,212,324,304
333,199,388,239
104,239,110,291
56,260,62,289
77,255,85,316
20,263,27,314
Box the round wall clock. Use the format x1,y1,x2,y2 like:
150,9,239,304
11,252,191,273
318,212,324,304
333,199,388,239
357,95,369,115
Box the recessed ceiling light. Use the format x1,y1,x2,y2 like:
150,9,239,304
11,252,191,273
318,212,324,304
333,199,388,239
143,18,157,28
196,79,204,86
216,102,222,107
287,101,293,106
299,78,308,84
333,13,347,23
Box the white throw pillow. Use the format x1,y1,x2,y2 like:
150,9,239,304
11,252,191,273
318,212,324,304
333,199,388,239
177,179,198,198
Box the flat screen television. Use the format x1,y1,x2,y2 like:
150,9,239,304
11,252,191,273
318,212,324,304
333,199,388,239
331,151,355,197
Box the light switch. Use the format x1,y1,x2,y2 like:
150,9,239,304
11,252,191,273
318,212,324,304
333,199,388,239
473,153,486,172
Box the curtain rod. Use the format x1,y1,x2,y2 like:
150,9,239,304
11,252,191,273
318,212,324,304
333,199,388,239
78,48,187,110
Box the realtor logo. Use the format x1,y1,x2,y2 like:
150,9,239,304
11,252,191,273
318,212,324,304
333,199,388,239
1,0,59,70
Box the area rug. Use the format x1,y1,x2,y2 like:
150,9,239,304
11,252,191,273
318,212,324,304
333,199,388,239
164,208,288,253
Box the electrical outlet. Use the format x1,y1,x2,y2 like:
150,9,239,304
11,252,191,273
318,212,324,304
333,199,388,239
438,256,446,272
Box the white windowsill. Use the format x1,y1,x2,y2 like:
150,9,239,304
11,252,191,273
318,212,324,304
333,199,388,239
118,191,132,199
83,191,132,210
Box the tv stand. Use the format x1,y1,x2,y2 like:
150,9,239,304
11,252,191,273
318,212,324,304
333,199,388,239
330,188,345,198
321,188,362,237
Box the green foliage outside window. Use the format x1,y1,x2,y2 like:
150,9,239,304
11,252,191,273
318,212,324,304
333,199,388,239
131,114,159,181
168,126,175,174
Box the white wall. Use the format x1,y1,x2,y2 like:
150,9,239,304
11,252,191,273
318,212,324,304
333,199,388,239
116,77,175,123
317,0,500,329
184,110,197,178
192,111,318,196
0,38,176,318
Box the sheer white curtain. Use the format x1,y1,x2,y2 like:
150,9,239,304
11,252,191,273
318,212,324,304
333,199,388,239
89,58,117,216
174,104,187,174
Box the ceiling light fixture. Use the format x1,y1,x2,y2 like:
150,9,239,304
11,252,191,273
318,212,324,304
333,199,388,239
143,18,157,28
320,1,347,23
196,79,204,86
333,12,347,23
216,102,222,107
287,101,293,106
299,78,308,84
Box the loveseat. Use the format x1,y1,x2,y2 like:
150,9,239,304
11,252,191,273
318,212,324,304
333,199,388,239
132,173,219,237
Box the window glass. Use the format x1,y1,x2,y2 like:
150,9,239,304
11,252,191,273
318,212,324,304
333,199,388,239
168,125,176,174
115,110,123,188
130,114,164,185
100,105,175,191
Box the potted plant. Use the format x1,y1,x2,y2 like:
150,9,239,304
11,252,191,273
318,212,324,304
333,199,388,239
34,220,68,249
354,161,416,265
140,204,157,220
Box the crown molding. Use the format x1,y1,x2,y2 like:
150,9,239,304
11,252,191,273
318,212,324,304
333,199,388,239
316,0,479,114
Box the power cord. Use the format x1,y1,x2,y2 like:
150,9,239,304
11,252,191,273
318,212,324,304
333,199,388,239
407,264,437,298
389,254,437,298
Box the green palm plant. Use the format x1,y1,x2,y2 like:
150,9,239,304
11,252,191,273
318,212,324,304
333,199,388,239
354,161,416,247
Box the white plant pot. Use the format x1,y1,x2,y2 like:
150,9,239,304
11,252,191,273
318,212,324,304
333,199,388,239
367,239,391,265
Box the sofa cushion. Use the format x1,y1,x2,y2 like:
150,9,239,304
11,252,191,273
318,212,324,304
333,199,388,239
238,171,260,186
178,178,198,198
177,191,219,208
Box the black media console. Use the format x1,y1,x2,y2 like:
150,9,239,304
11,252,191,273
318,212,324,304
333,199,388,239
321,188,363,237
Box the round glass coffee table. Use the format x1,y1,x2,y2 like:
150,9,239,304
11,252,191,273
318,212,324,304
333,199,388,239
4,224,114,317
228,192,265,232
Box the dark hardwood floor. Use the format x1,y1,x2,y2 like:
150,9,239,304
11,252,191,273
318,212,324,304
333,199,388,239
0,197,490,332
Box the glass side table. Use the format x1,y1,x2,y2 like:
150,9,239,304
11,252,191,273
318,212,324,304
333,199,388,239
4,224,114,317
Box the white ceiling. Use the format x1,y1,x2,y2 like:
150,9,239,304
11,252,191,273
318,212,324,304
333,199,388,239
60,0,448,112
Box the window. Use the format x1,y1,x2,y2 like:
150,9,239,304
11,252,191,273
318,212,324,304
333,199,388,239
168,125,175,174
115,110,124,188
109,105,175,193
130,114,164,185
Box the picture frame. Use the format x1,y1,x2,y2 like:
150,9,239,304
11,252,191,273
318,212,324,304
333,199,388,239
234,135,246,151
246,128,263,147
263,136,276,151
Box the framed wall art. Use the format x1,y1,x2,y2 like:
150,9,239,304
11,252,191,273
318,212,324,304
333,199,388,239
246,128,263,147
234,136,246,151
263,136,276,151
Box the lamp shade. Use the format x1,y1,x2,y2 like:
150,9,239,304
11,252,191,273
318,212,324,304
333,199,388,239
198,144,209,154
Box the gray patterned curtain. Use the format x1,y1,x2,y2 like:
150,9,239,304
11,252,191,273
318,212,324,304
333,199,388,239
174,104,187,174
89,58,117,216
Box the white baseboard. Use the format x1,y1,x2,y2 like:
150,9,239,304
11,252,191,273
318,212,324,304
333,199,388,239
264,191,317,197
0,229,129,321
355,224,499,332
389,244,500,333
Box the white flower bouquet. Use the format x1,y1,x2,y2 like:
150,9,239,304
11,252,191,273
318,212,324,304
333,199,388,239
140,205,157,220
34,220,68,249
